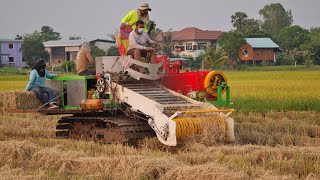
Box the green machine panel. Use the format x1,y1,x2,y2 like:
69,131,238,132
46,80,63,106
47,75,96,109
67,80,86,106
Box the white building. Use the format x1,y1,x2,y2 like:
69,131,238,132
44,39,116,65
158,27,223,58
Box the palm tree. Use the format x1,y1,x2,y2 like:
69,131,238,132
149,27,162,40
158,29,175,57
200,45,228,69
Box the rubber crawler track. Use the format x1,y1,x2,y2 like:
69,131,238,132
56,115,155,145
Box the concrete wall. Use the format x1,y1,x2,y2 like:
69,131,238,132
46,41,116,65
67,51,78,61
50,47,65,65
47,46,81,64
0,42,25,67
65,46,80,52
172,40,212,58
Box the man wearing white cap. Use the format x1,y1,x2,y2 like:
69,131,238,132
120,3,152,31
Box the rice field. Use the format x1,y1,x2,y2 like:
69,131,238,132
224,71,320,112
0,76,28,92
1,70,320,112
0,69,320,179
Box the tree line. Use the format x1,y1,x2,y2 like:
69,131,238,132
218,3,320,68
15,3,320,70
158,3,320,70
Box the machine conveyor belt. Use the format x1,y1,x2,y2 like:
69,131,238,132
120,81,199,108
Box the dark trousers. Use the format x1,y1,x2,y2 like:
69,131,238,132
31,87,57,104
78,68,96,76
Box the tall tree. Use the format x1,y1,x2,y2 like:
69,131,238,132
278,25,310,51
217,32,246,69
15,35,23,40
18,26,61,66
230,12,268,38
69,36,81,40
242,18,272,38
40,26,61,42
244,19,260,32
259,3,293,39
198,45,228,69
21,37,49,67
231,12,248,32
301,28,320,65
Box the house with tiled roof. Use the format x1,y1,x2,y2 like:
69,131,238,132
0,38,25,67
240,38,282,63
158,27,223,57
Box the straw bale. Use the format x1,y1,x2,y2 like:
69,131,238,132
0,91,42,109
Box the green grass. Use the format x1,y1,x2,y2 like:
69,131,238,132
0,67,29,75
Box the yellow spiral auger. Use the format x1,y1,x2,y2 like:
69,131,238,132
204,71,227,97
173,109,234,139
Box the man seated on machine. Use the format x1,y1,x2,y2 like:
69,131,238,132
127,20,157,64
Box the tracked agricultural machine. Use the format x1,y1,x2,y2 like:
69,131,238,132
43,54,235,146
42,24,235,146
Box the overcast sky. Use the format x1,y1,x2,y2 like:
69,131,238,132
1,0,319,40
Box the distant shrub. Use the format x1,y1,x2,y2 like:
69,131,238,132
0,67,29,75
106,46,120,56
236,65,250,71
61,60,76,73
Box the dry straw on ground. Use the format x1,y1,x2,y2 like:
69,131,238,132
0,91,42,110
0,112,319,179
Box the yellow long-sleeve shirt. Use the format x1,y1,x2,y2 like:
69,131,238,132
121,10,149,30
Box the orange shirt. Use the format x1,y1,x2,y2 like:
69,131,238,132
76,47,95,73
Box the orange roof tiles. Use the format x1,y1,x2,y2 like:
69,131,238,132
172,27,222,41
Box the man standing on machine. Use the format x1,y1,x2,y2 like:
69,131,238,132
127,20,157,64
76,41,95,76
120,3,152,31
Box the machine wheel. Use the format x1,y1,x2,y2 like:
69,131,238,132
96,78,105,93
204,71,227,97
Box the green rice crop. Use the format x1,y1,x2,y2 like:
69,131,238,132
223,71,320,112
